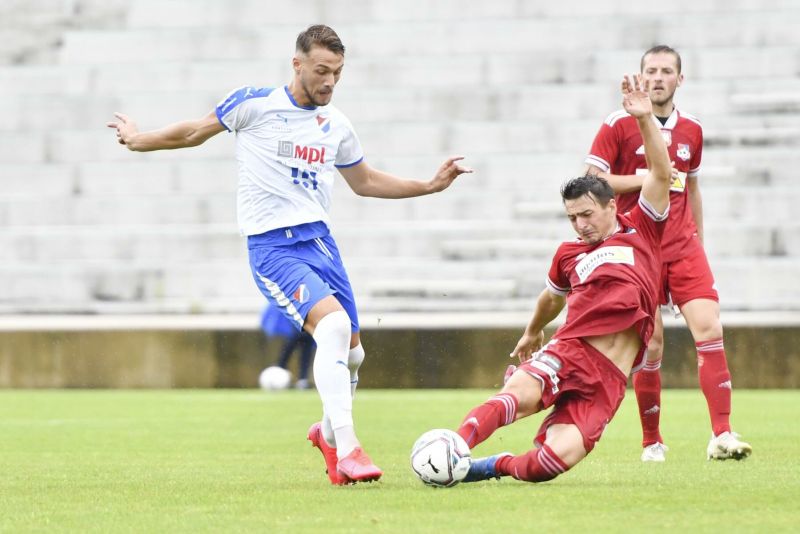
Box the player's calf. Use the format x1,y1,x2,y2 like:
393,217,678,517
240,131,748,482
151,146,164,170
496,444,570,482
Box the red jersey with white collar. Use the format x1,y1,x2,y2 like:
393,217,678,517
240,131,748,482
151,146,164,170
545,197,667,372
586,107,702,262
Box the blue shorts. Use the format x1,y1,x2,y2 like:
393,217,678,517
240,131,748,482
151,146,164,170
248,221,359,333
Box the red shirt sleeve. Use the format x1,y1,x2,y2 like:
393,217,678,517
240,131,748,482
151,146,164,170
688,126,703,176
545,245,571,296
629,198,667,249
586,120,621,173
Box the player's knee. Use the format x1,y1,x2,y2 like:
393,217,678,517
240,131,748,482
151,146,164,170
348,343,365,373
647,333,664,360
646,342,663,362
502,371,542,418
312,310,351,350
695,320,723,342
544,424,588,467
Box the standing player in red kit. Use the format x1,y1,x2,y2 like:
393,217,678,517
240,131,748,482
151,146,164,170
585,45,751,462
455,74,671,484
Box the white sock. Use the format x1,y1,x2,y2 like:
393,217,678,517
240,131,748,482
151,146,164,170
312,311,359,456
321,415,359,457
348,343,365,398
321,345,365,449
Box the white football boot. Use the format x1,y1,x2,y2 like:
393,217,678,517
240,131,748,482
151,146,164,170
640,442,669,462
707,431,752,460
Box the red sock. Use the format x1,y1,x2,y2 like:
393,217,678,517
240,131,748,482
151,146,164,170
496,444,569,482
632,358,663,447
696,338,732,436
457,393,518,448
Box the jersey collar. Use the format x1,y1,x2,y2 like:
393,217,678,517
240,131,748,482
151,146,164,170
284,85,317,110
652,106,679,130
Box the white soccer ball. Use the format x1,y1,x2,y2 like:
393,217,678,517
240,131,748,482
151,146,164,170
410,428,472,487
258,366,292,390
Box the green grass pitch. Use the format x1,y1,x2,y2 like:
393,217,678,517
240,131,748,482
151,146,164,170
1,389,798,533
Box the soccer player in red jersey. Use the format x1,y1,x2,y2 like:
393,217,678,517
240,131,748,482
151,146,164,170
456,74,673,484
585,45,751,462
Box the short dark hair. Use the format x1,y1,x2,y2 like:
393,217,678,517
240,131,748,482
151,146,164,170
296,25,345,55
640,44,681,74
561,174,615,206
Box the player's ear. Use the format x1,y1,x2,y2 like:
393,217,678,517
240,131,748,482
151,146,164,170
292,55,302,75
677,72,684,87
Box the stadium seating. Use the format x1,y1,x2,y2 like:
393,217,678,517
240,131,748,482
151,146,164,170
1,0,799,318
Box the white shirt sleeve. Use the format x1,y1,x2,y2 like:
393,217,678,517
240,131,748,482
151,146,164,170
215,86,274,132
335,121,364,168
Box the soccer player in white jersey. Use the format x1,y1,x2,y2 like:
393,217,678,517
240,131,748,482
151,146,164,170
107,24,472,485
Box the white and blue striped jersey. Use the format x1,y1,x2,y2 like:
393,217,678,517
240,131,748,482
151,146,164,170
215,85,364,236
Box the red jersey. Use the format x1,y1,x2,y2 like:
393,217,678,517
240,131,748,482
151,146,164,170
545,198,667,372
586,107,702,262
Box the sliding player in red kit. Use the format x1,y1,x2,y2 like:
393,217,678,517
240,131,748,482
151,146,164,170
585,45,751,462
454,74,672,484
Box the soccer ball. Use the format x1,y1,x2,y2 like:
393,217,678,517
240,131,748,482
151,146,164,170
410,429,472,487
258,366,291,390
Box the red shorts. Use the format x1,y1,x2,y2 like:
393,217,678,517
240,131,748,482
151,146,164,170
660,235,719,307
518,338,628,453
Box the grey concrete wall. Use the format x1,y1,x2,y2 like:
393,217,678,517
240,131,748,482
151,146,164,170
1,325,797,388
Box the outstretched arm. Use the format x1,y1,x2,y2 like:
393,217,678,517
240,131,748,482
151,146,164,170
509,288,566,363
337,156,473,199
622,75,671,213
584,163,681,195
583,163,645,193
106,111,226,152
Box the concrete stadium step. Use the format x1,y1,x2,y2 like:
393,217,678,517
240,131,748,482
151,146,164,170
0,128,234,164
700,147,800,186
702,186,800,222
704,223,800,258
430,223,799,260
333,220,556,258
705,127,800,148
439,238,562,260
522,0,794,17
355,295,537,314
343,256,550,280
0,64,92,95
0,161,236,197
123,0,795,28
731,92,800,114
0,225,248,262
364,278,518,299
0,194,236,226
125,0,535,28
7,117,796,168
0,260,256,303
0,296,264,315
5,82,800,132
0,220,552,262
0,0,126,65
0,257,794,315
330,187,528,223
713,257,800,310
57,11,800,66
